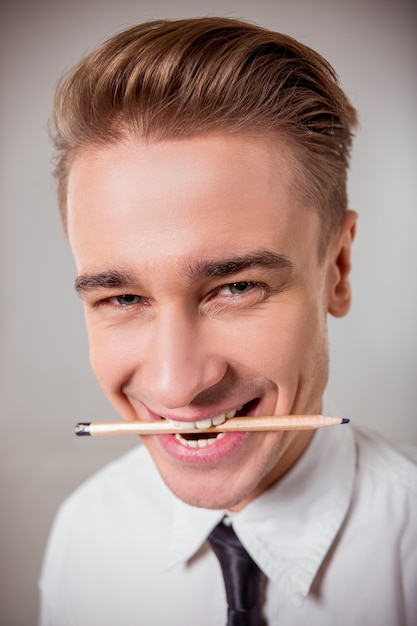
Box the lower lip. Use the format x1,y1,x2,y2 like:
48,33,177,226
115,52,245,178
155,429,251,464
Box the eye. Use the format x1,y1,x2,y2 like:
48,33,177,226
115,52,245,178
218,281,257,296
109,294,142,306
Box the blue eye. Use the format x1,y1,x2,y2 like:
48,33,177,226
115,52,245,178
219,282,255,296
111,294,142,306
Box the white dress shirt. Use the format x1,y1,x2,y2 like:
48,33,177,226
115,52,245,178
39,421,417,625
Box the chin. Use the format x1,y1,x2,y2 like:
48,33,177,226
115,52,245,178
157,462,259,511
167,482,245,510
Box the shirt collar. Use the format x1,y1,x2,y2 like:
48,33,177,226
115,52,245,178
167,502,224,568
166,409,356,606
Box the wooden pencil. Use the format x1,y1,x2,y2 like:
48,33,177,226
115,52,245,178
75,415,349,437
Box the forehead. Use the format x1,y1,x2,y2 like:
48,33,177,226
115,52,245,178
67,134,320,272
69,132,297,202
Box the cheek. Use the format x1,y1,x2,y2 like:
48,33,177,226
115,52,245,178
87,322,136,393
227,302,327,382
87,328,143,422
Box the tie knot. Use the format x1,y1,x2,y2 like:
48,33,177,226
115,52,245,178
208,522,265,625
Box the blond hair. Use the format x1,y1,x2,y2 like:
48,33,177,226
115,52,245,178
52,17,358,247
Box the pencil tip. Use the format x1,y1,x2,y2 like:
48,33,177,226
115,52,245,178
75,422,91,436
341,418,350,425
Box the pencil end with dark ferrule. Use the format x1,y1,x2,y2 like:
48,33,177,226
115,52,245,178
74,422,92,436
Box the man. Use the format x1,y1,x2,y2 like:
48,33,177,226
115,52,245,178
39,17,417,625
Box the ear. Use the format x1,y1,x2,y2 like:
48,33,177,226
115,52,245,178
326,210,358,318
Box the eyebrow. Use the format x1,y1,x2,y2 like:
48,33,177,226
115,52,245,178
184,249,295,281
74,270,136,294
74,249,294,295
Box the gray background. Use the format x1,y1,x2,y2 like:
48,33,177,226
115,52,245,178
1,0,416,624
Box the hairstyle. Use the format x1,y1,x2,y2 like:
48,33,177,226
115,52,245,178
52,17,358,250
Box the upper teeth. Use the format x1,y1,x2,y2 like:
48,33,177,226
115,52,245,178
168,408,240,430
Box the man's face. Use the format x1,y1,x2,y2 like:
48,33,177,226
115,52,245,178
67,134,355,510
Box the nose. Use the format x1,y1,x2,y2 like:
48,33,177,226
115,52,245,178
140,306,228,410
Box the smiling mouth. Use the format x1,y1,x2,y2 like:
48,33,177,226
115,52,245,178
166,400,258,449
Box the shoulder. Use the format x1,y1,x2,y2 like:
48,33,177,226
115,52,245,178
51,443,176,535
348,426,417,550
40,444,178,578
353,426,417,493
39,445,181,622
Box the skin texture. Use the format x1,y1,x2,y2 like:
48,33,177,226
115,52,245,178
67,134,356,511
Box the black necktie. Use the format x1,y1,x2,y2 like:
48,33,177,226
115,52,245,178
208,522,265,626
